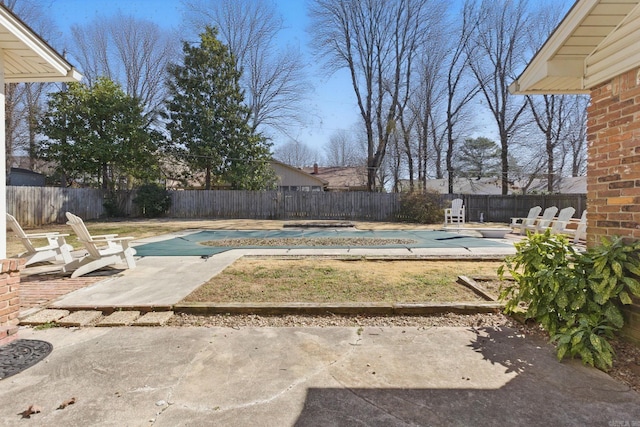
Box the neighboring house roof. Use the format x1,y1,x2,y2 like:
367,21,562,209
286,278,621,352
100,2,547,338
412,177,512,195
510,0,640,94
8,167,45,186
400,176,587,195
301,165,368,191
526,176,587,194
271,160,327,188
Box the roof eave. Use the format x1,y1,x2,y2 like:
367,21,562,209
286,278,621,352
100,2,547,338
0,5,82,82
511,0,602,95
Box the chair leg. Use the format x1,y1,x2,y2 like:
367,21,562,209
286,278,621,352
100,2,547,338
23,249,59,266
69,254,124,278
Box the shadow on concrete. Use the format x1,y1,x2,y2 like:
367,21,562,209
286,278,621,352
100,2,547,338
294,327,640,426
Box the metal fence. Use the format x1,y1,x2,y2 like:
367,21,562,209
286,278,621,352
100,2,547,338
7,186,587,226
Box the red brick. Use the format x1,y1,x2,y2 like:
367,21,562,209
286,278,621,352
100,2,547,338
622,154,640,164
0,307,15,317
610,98,635,112
622,119,640,132
610,180,635,189
598,173,621,182
620,84,640,100
611,115,634,127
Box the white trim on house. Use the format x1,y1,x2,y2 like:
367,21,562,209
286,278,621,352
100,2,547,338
510,0,640,94
271,160,328,191
0,6,81,82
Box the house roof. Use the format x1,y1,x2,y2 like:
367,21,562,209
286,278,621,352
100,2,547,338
404,176,587,195
301,166,368,191
510,0,640,94
0,5,82,82
271,160,328,187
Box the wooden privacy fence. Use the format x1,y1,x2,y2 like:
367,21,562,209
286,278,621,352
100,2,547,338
7,186,587,226
446,194,588,224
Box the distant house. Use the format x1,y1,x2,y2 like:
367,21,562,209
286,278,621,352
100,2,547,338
163,160,328,191
271,160,327,191
7,168,45,187
301,164,368,192
399,176,586,195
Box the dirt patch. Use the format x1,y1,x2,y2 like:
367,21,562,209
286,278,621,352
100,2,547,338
182,259,504,303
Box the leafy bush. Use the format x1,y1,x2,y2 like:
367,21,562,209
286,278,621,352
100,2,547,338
397,190,443,224
499,231,640,371
103,192,125,217
133,183,172,218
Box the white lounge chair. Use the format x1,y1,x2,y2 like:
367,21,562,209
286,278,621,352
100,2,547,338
64,212,136,278
444,198,465,226
511,206,542,235
524,206,558,234
550,207,576,234
7,213,73,266
555,209,587,244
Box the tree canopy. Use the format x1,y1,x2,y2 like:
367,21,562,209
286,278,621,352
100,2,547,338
455,137,501,179
37,77,162,189
165,26,274,190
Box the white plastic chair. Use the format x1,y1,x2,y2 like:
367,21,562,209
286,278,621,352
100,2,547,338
444,198,465,226
7,213,73,266
64,212,136,278
550,207,576,234
511,206,542,235
524,206,558,234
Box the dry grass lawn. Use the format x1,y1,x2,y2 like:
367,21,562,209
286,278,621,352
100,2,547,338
183,259,505,303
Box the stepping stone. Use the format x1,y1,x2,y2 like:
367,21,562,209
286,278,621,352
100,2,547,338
21,309,70,325
57,311,102,327
97,311,141,327
133,311,174,326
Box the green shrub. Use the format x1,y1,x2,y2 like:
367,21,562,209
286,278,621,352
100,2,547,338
133,183,172,218
397,190,443,224
498,231,640,371
103,192,124,217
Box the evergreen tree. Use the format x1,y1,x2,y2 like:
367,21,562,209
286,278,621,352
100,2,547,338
455,137,501,179
166,26,274,190
38,77,162,189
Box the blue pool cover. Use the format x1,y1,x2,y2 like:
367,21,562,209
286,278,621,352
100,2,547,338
133,229,510,257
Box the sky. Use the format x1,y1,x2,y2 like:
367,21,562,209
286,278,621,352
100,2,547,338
45,0,360,155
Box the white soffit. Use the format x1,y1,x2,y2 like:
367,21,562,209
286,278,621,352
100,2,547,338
0,5,81,83
511,0,640,94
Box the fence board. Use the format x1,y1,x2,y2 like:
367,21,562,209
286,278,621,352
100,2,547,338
7,186,587,226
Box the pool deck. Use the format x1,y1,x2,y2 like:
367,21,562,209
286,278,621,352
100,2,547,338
29,230,519,311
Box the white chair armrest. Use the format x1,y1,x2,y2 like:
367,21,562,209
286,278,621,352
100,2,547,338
24,232,70,238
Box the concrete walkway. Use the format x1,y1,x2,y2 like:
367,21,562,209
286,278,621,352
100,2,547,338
1,326,638,426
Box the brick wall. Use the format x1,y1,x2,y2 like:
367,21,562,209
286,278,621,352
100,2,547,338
587,66,640,344
0,259,24,345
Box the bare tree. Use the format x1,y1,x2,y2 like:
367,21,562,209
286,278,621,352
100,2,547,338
310,0,432,191
325,129,363,167
273,140,320,168
564,95,588,177
443,1,480,193
412,50,445,185
69,13,178,123
523,1,578,193
466,0,532,195
183,0,308,138
527,94,574,192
